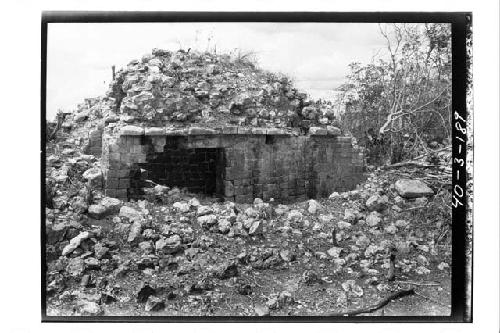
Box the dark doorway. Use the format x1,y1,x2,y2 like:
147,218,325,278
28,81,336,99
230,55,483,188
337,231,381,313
134,145,224,198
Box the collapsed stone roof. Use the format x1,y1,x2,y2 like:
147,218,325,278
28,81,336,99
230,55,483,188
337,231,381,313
65,48,339,136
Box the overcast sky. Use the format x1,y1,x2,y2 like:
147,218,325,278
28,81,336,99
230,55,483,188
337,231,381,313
47,22,388,120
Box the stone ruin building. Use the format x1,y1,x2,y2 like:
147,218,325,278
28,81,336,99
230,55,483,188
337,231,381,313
64,48,365,203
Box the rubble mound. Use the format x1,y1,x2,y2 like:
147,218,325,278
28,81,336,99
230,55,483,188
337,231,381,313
99,48,337,129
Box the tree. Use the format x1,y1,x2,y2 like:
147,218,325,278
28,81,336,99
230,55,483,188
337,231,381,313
337,23,451,164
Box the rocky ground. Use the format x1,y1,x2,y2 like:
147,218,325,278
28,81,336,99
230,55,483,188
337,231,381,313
45,47,452,318
45,145,452,317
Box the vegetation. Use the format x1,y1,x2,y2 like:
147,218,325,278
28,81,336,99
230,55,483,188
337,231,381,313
337,23,452,164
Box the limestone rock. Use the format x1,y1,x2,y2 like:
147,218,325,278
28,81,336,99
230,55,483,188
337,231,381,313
145,296,165,312
173,201,190,213
100,197,122,215
365,194,388,211
119,206,143,222
66,257,85,277
62,231,90,256
82,168,102,187
218,219,232,234
248,220,263,235
307,199,321,214
344,208,359,223
327,247,343,258
155,234,182,254
88,204,107,219
197,205,213,216
254,305,270,316
79,301,103,315
198,214,217,228
395,179,434,198
366,211,382,227
287,210,303,222
127,221,142,242
337,221,352,230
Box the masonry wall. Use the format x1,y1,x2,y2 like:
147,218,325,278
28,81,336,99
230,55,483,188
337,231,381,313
101,126,364,203
83,127,103,157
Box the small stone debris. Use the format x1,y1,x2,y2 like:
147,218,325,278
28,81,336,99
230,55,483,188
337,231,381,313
62,231,90,256
254,304,270,316
395,179,434,198
136,283,156,303
78,301,103,316
145,296,165,312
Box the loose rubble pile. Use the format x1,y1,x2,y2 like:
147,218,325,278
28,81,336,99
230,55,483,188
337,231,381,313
62,48,340,137
46,141,452,315
45,47,451,316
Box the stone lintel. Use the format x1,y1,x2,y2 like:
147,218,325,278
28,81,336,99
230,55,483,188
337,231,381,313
251,128,267,135
188,127,220,135
144,127,166,136
120,125,144,136
165,128,187,136
326,126,341,136
309,127,328,136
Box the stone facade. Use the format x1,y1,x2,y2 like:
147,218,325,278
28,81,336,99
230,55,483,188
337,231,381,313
101,126,364,203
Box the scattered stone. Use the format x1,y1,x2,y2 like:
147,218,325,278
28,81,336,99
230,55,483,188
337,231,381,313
307,199,321,214
266,291,294,310
415,197,428,205
248,220,263,235
395,179,434,198
437,262,450,270
344,208,358,223
384,224,397,234
279,250,296,262
329,192,340,199
341,280,364,297
415,266,431,275
365,194,389,211
197,205,213,216
66,257,85,277
138,241,154,254
88,204,107,219
314,252,328,260
327,247,343,258
145,296,165,312
254,304,270,316
218,219,232,234
287,210,303,222
301,270,322,285
332,258,346,272
173,201,190,213
395,219,409,228
417,254,429,266
215,262,239,280
155,234,182,254
127,221,142,243
137,283,156,303
62,231,91,256
79,301,103,315
197,214,217,228
100,292,118,305
355,235,371,248
188,197,200,207
82,168,102,187
100,197,122,215
337,221,352,230
119,206,143,222
366,211,382,227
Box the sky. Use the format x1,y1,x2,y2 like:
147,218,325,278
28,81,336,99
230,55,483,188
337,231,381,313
47,22,388,120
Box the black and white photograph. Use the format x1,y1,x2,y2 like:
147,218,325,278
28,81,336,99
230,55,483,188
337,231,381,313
42,12,472,321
